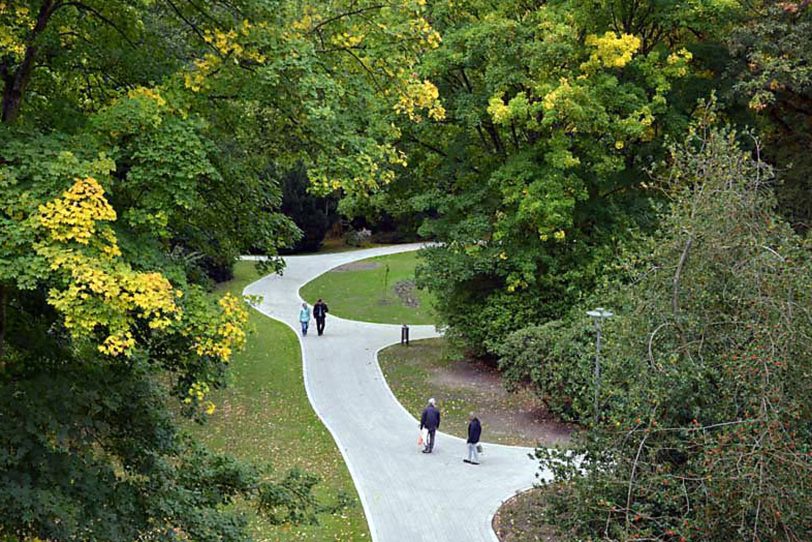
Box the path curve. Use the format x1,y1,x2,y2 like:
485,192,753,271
244,244,549,542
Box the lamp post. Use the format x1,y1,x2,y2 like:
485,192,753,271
586,307,613,424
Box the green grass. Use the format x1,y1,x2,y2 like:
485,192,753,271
300,251,435,325
187,261,369,542
378,338,484,442
379,338,572,447
315,237,386,254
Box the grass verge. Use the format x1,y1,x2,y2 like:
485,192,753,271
187,261,369,541
378,338,573,447
300,250,435,325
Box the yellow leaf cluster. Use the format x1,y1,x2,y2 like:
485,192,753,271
182,381,216,414
0,3,32,59
291,6,322,34
542,78,573,111
99,332,135,357
394,76,445,122
127,86,167,108
36,178,182,357
410,16,441,49
331,31,365,48
664,48,693,77
487,95,511,124
38,177,117,244
184,54,219,92
123,272,180,329
582,31,641,70
185,23,265,92
192,293,249,361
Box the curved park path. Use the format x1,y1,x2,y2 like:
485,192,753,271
244,244,549,542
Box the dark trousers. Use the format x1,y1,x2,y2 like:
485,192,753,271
425,429,436,452
315,317,326,335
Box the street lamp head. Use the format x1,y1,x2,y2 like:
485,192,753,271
587,307,614,319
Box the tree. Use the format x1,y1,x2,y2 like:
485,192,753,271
1,1,448,538
280,165,338,253
729,0,812,234
392,0,735,356
536,120,812,541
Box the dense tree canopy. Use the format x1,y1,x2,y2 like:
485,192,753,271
0,1,446,539
536,118,812,541
384,0,735,355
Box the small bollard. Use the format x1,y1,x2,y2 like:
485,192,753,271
400,324,410,346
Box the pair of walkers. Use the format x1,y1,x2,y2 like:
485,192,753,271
419,399,482,465
299,299,328,336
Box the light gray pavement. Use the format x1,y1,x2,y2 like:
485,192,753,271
244,244,550,542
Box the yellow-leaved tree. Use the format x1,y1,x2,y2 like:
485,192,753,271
33,176,247,410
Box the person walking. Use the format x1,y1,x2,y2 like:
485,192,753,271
419,398,441,454
299,302,311,336
464,413,482,465
313,298,329,336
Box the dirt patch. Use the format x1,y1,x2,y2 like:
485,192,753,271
431,358,573,447
493,486,568,542
330,261,381,272
393,279,420,308
379,338,576,447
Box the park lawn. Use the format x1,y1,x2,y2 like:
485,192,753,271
379,338,573,447
187,261,369,542
300,250,435,325
378,338,498,444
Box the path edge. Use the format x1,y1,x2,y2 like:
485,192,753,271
242,285,380,542
372,341,542,542
244,244,545,542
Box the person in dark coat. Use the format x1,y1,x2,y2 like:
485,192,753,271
419,398,441,453
464,413,482,464
313,299,329,336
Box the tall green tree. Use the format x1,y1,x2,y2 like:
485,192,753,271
1,1,446,539
390,0,736,355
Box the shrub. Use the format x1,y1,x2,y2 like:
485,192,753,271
344,227,372,247
537,123,812,541
497,319,594,421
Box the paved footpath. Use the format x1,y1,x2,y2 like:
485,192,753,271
244,244,550,542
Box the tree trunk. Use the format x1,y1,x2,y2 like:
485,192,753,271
1,0,56,123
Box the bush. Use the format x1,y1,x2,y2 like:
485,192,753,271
344,227,372,247
537,123,812,541
497,319,594,421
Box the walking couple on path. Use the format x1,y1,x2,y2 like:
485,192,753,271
419,399,482,464
299,299,329,336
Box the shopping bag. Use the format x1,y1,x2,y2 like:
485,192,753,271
418,428,428,447
476,443,483,454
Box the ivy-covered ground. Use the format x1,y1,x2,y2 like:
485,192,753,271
300,250,435,325
188,261,370,541
378,338,573,447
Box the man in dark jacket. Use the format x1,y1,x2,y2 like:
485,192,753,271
464,413,482,464
313,299,329,336
419,398,441,453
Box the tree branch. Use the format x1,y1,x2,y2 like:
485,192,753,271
672,234,693,315
61,2,139,48
310,5,386,34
